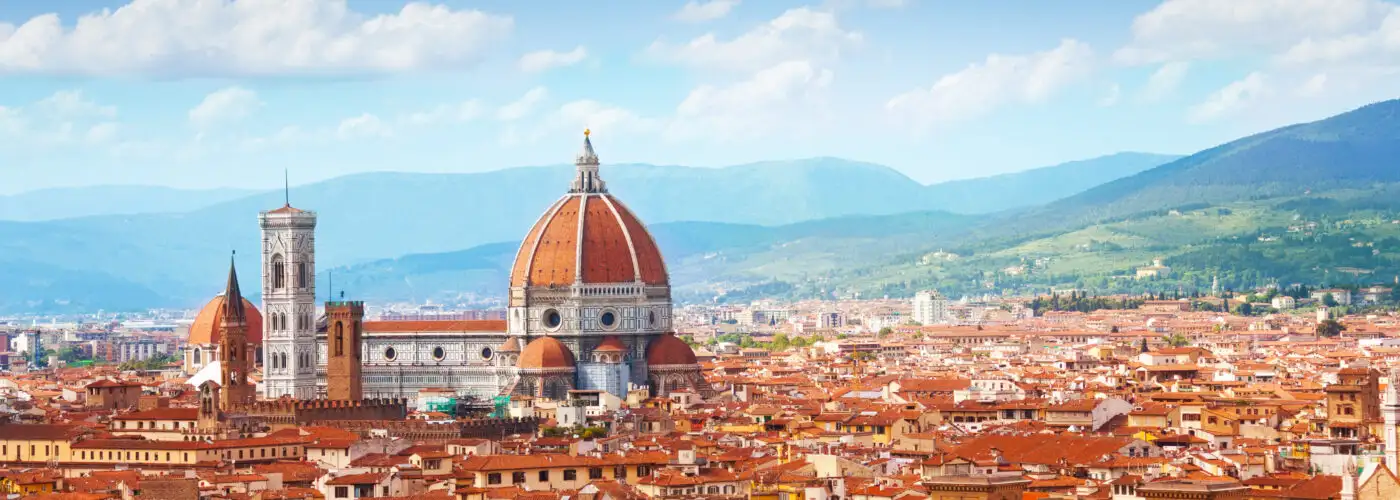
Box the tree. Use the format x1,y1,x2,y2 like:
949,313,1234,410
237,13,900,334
57,346,89,364
1323,293,1339,307
1316,319,1346,337
770,334,791,352
1162,333,1191,348
877,327,893,339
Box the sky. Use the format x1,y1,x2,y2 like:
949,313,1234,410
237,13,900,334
1,0,1399,194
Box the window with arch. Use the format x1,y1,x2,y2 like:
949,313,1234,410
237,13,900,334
271,254,286,289
334,322,344,357
296,262,308,289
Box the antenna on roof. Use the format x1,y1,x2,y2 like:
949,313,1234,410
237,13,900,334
284,168,290,207
328,269,333,302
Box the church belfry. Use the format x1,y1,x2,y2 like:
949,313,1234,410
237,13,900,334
219,256,255,408
259,201,318,400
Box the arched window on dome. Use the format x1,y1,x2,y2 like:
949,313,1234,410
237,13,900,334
193,348,201,364
271,254,286,290
334,322,344,357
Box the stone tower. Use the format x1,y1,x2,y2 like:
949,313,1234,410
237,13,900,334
1385,368,1400,473
197,380,221,430
219,257,255,409
325,299,365,401
259,202,318,400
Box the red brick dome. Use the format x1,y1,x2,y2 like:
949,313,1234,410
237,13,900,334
518,336,576,370
510,194,668,288
188,293,262,345
647,334,697,366
508,133,668,289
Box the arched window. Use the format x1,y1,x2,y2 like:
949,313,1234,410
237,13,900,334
193,348,201,362
296,262,308,289
334,322,344,357
271,254,285,289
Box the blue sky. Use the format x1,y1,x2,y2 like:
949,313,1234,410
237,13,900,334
2,0,1398,193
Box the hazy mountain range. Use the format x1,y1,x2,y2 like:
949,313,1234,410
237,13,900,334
0,150,1176,312
10,98,1400,313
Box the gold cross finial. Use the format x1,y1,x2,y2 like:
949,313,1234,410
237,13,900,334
584,128,590,137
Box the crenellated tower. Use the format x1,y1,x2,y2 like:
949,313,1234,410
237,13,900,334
325,299,365,401
260,201,319,400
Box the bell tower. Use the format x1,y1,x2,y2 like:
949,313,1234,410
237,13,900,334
259,198,318,400
219,256,255,409
325,297,365,401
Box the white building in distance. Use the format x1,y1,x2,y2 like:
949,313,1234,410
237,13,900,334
912,290,949,326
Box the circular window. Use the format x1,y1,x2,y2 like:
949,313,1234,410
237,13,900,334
481,347,494,360
432,346,446,361
384,347,397,361
601,311,617,328
544,309,562,329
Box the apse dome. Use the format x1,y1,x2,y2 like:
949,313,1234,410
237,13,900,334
517,336,577,370
188,293,263,345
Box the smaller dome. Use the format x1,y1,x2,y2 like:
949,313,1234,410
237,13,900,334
188,293,263,345
518,337,576,370
498,337,522,353
594,336,626,352
647,334,697,366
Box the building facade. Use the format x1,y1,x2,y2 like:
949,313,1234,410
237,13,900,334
913,289,949,325
261,132,703,405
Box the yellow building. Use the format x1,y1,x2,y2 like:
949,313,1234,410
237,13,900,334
0,424,89,464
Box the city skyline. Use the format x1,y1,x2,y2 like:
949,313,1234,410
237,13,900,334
3,0,1398,194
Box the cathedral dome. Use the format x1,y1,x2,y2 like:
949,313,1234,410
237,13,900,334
646,334,697,366
509,132,668,289
498,336,522,353
518,336,576,370
188,293,263,345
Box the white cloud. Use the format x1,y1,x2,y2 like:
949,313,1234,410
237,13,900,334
865,0,908,7
496,87,548,121
0,0,513,77
514,100,655,147
645,7,861,72
1298,73,1329,97
673,0,740,23
189,87,261,127
1115,0,1395,65
1188,72,1269,122
669,60,834,142
1143,61,1189,101
886,39,1094,130
518,46,588,73
336,113,392,140
1098,84,1121,107
86,122,119,143
0,90,120,147
403,100,484,125
35,90,116,118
